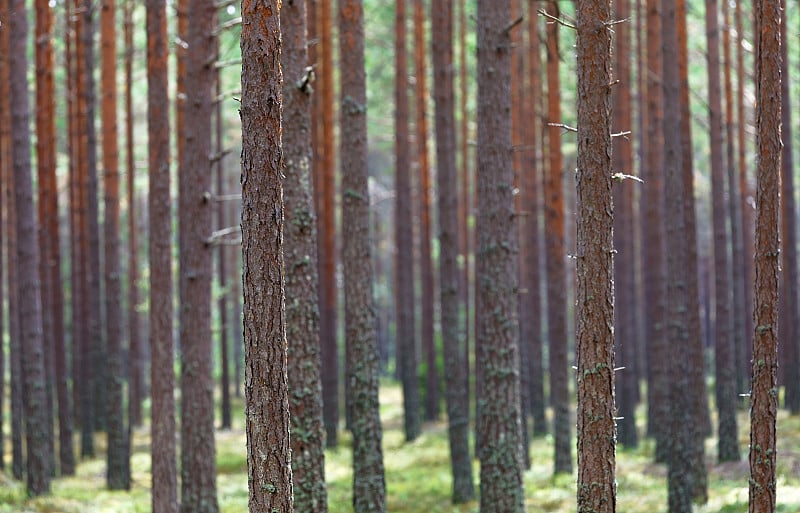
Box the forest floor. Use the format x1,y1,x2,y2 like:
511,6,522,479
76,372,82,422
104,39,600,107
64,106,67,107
2,381,800,513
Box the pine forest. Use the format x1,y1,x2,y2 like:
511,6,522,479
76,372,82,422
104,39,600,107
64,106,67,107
1,0,800,512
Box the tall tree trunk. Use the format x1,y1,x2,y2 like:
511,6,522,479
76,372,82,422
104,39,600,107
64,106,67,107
678,0,712,469
457,0,471,416
779,0,799,413
612,0,638,450
749,1,780,511
723,0,747,415
0,0,5,468
545,0,572,475
72,0,95,457
643,0,669,459
433,0,475,503
662,0,693,510
35,0,65,475
125,0,143,429
509,0,530,470
415,0,439,423
575,0,616,510
736,0,755,393
240,4,294,513
102,0,131,489
147,0,178,507
216,68,232,431
83,0,106,436
396,0,421,442
706,0,740,463
10,0,51,493
281,1,328,510
339,1,388,510
476,1,525,512
317,0,339,448
523,7,546,438
180,0,219,508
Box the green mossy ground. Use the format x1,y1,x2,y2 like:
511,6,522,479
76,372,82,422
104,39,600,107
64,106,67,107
3,382,800,512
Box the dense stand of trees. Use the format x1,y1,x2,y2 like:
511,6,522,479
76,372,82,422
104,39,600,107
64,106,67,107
0,2,798,513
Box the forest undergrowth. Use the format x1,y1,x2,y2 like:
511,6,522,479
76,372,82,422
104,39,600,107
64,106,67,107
2,381,800,513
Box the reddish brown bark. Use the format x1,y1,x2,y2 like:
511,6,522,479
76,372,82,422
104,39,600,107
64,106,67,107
396,0,421,442
575,0,616,510
125,0,143,429
36,0,72,475
545,0,571,475
611,0,638,450
317,0,339,448
642,0,668,458
0,0,5,469
241,3,293,511
415,0,438,423
748,1,780,511
147,0,178,507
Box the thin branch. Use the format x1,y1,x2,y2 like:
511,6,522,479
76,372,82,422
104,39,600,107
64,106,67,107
547,122,577,133
612,172,644,183
611,130,632,139
214,57,242,69
213,16,242,36
538,9,576,30
205,226,242,245
503,15,524,35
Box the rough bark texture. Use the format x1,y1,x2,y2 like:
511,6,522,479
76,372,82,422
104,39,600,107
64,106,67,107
748,0,780,511
179,0,219,508
522,6,546,438
101,0,131,489
415,0,439,423
281,0,328,510
240,3,294,513
396,0,421,442
339,1,388,510
779,0,799,414
316,0,339,449
6,155,24,481
433,0,475,503
705,0,739,463
576,0,616,511
475,1,525,511
11,0,51,493
545,0,572,475
147,0,178,507
611,0,637,450
125,0,143,429
642,0,668,457
457,0,471,413
662,0,693,510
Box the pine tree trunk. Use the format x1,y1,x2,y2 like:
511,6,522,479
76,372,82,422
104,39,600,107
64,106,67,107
575,0,616,510
147,0,178,507
396,0,421,442
706,0,740,463
476,0,525,511
612,0,638,450
433,0,475,504
11,0,51,493
748,1,780,511
545,0,572,475
281,1,328,510
179,0,219,509
241,3,294,512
